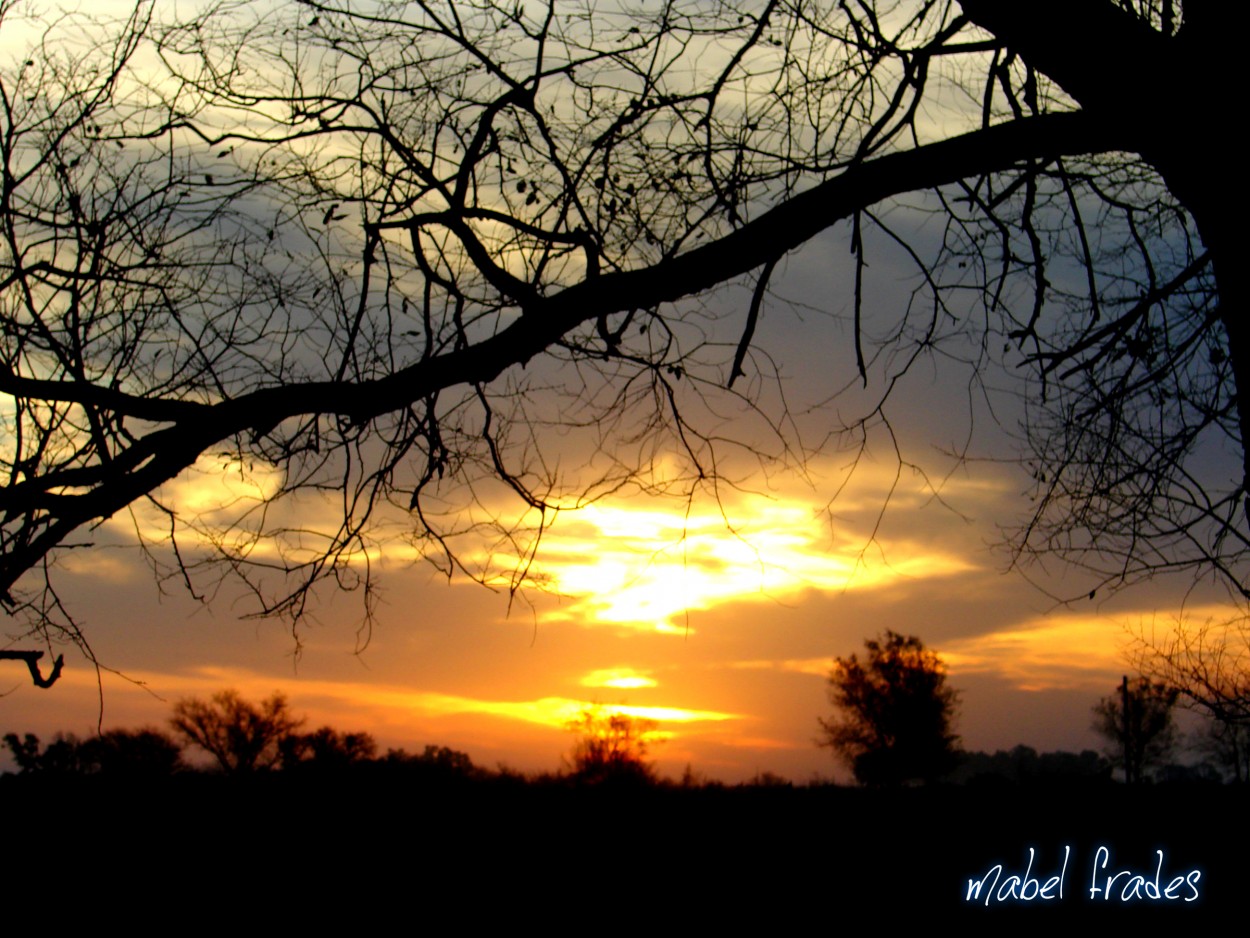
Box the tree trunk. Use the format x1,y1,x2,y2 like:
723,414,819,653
960,0,1250,515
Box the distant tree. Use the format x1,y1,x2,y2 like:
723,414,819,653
279,726,376,770
4,727,183,777
1092,675,1179,785
678,763,710,789
2,731,84,774
169,690,303,774
745,770,793,788
952,745,1110,785
1198,718,1250,784
566,708,660,785
1130,617,1249,780
820,631,961,786
383,744,480,783
77,728,184,778
3,732,42,773
412,744,477,776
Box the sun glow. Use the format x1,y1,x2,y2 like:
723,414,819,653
523,494,974,632
581,668,658,689
147,667,739,735
401,695,737,731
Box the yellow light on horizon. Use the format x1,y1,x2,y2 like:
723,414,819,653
169,667,739,733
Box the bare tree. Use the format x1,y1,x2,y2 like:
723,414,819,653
1091,675,1178,785
1130,615,1250,779
565,707,660,784
0,1,1243,662
169,689,304,773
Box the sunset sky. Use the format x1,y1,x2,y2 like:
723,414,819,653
1,219,1227,782
0,2,1236,784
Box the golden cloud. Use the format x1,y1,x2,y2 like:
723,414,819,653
937,607,1240,692
521,493,975,633
727,657,834,677
98,450,994,638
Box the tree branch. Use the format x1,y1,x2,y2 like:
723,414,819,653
0,110,1129,601
0,650,64,688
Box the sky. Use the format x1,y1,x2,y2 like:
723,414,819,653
0,1,1238,783
1,219,1227,782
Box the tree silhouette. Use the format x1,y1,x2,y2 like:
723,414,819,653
279,726,377,770
76,728,184,778
1130,615,1250,779
169,690,303,774
820,631,961,786
565,708,659,785
3,727,182,776
2,731,85,774
1091,675,1179,785
1197,718,1250,784
0,2,1242,656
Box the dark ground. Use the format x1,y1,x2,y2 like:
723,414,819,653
2,774,1239,930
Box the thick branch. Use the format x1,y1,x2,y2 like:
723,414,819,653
957,0,1176,123
0,364,206,423
0,650,64,688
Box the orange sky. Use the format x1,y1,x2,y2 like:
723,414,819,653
0,211,1232,779
2,429,1226,781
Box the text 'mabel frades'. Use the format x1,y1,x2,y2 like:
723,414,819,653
964,845,1202,906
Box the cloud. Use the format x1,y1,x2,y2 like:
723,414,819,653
937,607,1239,692
89,436,1003,643
581,668,658,689
517,489,977,633
715,735,801,751
726,657,832,677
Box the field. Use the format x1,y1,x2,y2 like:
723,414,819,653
5,773,1240,929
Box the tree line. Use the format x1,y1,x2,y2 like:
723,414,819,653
7,645,1243,787
1,690,669,785
3,689,476,781
822,631,1248,786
